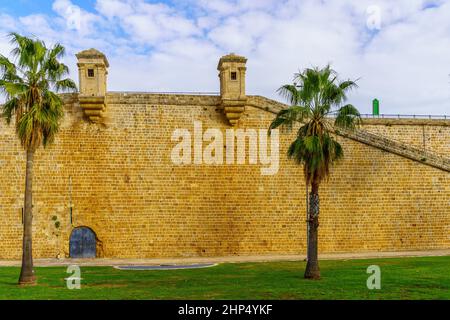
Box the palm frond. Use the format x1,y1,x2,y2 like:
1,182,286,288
334,104,362,130
1,33,75,151
48,43,66,60
0,97,20,124
0,55,18,79
45,58,70,82
268,105,310,135
276,84,300,105
0,80,28,97
55,78,77,92
271,64,361,185
339,80,358,92
9,32,35,69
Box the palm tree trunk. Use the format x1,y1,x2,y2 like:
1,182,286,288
304,181,320,279
18,149,36,285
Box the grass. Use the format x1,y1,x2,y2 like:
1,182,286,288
0,256,449,300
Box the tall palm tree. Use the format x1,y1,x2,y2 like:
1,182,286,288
0,33,77,285
269,65,361,279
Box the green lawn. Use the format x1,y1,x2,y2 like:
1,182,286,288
0,256,449,300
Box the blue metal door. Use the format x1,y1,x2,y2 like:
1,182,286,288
69,227,96,258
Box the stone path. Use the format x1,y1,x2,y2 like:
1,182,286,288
0,249,449,267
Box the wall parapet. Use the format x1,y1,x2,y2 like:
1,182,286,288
355,118,450,126
105,92,221,106
247,95,286,114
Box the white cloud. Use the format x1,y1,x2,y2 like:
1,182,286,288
196,0,236,16
95,0,134,18
208,11,273,54
195,0,279,16
52,0,100,35
19,14,58,38
95,0,199,43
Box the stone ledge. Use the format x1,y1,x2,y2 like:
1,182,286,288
78,95,106,123
361,118,450,126
105,92,221,106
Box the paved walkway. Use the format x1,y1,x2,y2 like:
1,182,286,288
0,249,449,267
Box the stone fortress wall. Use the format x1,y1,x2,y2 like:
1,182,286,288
0,49,448,259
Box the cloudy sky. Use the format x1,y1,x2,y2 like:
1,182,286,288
0,0,449,115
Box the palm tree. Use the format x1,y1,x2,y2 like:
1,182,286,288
0,33,77,285
269,65,361,279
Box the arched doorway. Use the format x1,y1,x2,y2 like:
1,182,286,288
69,227,97,258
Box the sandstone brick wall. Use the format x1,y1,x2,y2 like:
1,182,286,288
0,93,448,259
361,119,450,157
